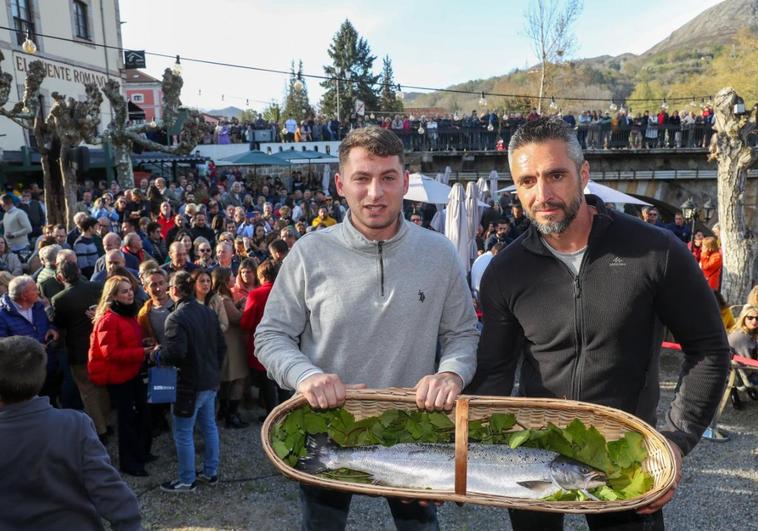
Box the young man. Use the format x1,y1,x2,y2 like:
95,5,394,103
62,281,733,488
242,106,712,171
255,126,479,530
0,336,141,530
469,117,729,530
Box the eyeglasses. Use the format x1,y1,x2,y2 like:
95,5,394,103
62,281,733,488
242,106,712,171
199,248,212,253
746,316,758,321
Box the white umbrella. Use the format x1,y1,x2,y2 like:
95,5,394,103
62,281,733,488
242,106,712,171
445,183,470,273
584,181,652,206
321,165,332,196
488,170,499,202
465,181,482,261
476,176,488,197
498,180,652,206
405,173,454,204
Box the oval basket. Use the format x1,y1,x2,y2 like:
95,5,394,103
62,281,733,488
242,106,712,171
261,388,677,514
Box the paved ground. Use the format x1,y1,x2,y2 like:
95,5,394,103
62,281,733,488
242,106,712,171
122,350,757,530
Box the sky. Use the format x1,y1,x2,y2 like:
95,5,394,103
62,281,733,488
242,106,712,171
118,0,724,112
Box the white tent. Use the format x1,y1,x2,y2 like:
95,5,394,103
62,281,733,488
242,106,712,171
498,180,652,206
445,183,470,273
405,173,455,204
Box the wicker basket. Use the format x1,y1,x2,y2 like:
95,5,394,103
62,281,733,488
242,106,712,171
261,388,677,513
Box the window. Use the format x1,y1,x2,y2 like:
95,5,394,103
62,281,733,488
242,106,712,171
74,1,89,40
11,0,35,46
131,94,144,103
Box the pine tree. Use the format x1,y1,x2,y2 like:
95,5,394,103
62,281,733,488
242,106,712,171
320,20,380,121
378,55,404,114
282,59,313,124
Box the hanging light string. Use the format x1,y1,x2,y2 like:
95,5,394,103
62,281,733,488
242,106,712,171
4,25,716,104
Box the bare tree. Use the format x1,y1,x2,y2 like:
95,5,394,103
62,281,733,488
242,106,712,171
708,87,757,304
101,68,205,188
524,0,582,114
0,52,102,227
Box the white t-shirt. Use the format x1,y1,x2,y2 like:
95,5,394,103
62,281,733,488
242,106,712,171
470,251,494,292
542,239,586,277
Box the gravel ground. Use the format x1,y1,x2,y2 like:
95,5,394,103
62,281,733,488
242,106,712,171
121,350,757,530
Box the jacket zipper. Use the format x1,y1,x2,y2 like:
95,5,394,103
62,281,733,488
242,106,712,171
570,273,584,400
378,241,385,297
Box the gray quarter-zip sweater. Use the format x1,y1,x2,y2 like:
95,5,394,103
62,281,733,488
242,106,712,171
255,212,479,391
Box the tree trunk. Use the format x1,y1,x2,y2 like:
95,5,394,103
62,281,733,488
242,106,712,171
710,87,757,305
58,140,79,230
40,147,67,227
537,61,546,115
113,142,135,189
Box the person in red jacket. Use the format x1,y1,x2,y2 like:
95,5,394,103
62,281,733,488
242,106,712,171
240,259,287,419
157,201,176,240
700,236,722,290
89,275,157,477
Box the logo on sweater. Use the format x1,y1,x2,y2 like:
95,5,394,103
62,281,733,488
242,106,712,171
418,290,426,303
609,256,626,267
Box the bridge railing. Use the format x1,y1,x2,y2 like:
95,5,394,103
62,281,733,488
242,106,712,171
390,123,715,152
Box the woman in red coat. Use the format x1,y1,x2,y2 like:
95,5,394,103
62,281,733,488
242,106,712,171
700,236,722,290
240,259,288,419
89,275,155,476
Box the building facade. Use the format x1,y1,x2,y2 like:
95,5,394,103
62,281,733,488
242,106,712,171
124,69,161,124
0,0,124,152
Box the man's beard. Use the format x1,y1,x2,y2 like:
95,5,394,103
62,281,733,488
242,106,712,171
526,187,584,235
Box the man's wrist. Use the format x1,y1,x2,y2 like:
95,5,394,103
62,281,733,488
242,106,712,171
438,371,464,388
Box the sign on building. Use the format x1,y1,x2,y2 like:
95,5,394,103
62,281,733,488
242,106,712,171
124,50,146,69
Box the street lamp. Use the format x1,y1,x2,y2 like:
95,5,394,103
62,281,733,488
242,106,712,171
681,197,696,221
479,92,487,107
293,68,304,92
681,197,697,245
171,55,182,76
703,198,715,222
21,29,36,54
681,197,716,244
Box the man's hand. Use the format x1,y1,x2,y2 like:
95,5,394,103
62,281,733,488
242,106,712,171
414,372,464,411
297,373,366,409
637,440,682,515
44,329,59,344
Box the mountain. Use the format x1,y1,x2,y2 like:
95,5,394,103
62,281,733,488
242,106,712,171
644,0,758,56
202,106,245,118
406,0,757,113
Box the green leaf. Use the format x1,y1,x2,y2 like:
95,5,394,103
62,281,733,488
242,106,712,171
272,439,290,459
593,485,622,501
489,413,517,433
508,430,531,448
429,411,454,429
379,409,400,427
303,413,328,434
618,467,654,499
608,432,648,469
574,426,612,473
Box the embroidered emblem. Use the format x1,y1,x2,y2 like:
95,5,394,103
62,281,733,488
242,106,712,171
609,256,626,267
418,290,426,303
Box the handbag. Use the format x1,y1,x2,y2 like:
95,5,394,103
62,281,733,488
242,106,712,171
147,365,177,404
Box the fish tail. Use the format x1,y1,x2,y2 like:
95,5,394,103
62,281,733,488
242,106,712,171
296,434,336,474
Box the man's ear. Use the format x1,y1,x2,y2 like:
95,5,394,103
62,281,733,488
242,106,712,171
335,172,344,196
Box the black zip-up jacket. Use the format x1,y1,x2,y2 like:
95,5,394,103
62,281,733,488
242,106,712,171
162,297,226,417
467,196,729,455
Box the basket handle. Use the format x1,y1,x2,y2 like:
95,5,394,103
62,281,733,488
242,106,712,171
454,397,469,496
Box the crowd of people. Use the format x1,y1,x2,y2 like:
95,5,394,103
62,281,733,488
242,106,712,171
0,120,755,529
200,104,717,153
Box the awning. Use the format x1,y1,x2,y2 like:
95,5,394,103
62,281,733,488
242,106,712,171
128,101,146,121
